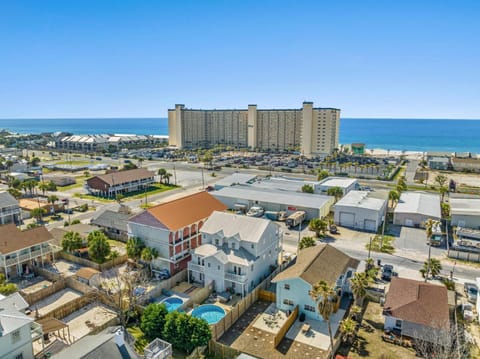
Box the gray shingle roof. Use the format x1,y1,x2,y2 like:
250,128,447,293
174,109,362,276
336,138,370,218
92,210,131,232
0,191,18,208
0,292,29,312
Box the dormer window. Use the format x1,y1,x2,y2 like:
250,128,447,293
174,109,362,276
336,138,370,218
215,239,219,246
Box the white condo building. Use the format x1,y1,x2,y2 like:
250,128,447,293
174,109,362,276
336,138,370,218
188,211,281,296
168,102,340,156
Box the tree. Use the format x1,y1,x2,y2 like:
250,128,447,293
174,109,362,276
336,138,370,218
350,271,371,306
8,188,22,199
309,218,328,238
0,274,17,295
141,247,159,272
83,170,90,178
30,157,41,166
62,231,83,252
298,236,316,250
163,172,173,185
309,281,338,359
424,218,441,282
388,190,400,207
439,186,448,202
420,258,442,279
339,317,357,344
123,162,138,170
327,186,343,201
141,303,169,341
38,182,49,196
414,323,471,359
47,195,59,213
46,181,57,191
88,231,111,263
157,168,167,183
318,169,330,181
126,237,145,261
434,174,448,188
201,150,213,167
30,207,46,223
301,184,314,193
109,250,120,261
396,176,407,193
441,202,450,218
349,305,362,321
162,311,211,354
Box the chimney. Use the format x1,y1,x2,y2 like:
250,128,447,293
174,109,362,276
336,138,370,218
114,328,125,347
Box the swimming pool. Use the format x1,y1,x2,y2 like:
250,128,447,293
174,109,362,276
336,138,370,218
161,297,183,312
191,304,226,324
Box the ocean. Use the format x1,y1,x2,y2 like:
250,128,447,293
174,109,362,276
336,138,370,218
0,117,479,153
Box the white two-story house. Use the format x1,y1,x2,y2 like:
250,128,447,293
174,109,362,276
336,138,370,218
272,244,359,321
0,191,21,225
188,211,281,297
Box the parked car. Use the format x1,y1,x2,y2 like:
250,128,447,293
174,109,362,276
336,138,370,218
246,206,265,217
381,264,394,281
464,282,478,303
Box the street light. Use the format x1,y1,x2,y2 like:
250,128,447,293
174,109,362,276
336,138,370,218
368,236,372,259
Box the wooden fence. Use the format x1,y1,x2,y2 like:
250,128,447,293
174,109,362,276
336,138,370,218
142,269,188,303
258,289,276,302
66,276,94,294
273,305,298,347
21,278,66,305
59,251,128,271
32,266,63,282
208,340,241,359
38,292,96,320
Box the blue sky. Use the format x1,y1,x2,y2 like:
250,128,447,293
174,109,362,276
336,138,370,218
1,0,479,119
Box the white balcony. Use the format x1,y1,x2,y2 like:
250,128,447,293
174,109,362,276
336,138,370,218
188,263,205,273
225,271,247,283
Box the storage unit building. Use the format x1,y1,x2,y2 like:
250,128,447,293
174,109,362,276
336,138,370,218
333,191,387,232
450,197,480,229
393,192,441,228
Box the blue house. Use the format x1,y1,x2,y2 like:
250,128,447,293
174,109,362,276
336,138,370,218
272,244,359,321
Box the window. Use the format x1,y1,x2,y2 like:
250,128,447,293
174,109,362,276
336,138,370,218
283,299,294,306
215,239,219,246
251,265,254,271
251,244,254,249
11,330,21,344
218,265,220,270
232,242,236,250
395,320,402,328
207,263,211,268
15,354,23,359
284,284,290,290
304,304,315,312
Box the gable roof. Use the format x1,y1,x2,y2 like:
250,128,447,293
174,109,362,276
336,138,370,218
201,211,273,243
0,309,33,335
0,224,53,254
142,192,227,231
272,244,359,286
0,292,29,312
383,277,449,329
91,210,131,232
0,191,18,208
334,190,386,211
394,191,441,219
450,197,480,216
76,267,100,280
87,168,154,187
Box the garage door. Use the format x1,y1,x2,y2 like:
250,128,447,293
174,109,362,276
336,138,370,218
339,212,355,227
405,219,414,227
364,219,377,232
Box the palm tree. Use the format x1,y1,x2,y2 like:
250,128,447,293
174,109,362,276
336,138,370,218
298,236,316,250
126,237,144,261
30,207,46,223
47,195,59,214
350,271,371,306
339,317,357,344
327,186,343,202
349,305,362,321
164,172,173,185
157,168,167,183
141,247,159,272
388,190,400,208
38,182,49,196
8,188,22,199
420,258,442,279
424,218,441,282
62,231,83,252
308,218,328,238
309,281,338,359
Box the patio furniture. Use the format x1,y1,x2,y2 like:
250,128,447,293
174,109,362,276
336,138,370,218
302,323,311,334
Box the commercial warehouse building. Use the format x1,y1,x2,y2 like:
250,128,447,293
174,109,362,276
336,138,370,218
212,186,334,220
317,177,359,195
168,102,340,156
450,196,480,229
393,192,441,228
333,191,387,232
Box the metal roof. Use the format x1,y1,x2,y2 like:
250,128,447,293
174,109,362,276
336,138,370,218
394,191,441,219
213,186,333,210
214,173,257,188
334,191,386,211
450,198,480,216
318,177,358,188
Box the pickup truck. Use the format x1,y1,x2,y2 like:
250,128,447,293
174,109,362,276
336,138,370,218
381,264,395,281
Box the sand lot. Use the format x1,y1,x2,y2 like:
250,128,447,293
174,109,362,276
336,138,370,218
430,170,480,187
30,288,82,317
21,279,52,294
62,303,118,341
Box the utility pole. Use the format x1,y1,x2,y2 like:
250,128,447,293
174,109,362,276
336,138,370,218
368,236,372,259
425,241,432,283
296,220,303,256
201,166,205,190
173,164,177,186
380,201,388,250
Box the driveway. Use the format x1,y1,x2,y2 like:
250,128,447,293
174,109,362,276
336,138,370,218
397,227,445,258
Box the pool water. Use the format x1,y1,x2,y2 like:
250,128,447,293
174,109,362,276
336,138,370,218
162,297,183,312
191,304,226,324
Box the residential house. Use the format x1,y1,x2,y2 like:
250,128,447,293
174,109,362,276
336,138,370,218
0,300,43,359
451,157,480,173
383,277,450,342
0,224,55,280
393,192,441,228
86,168,155,198
272,245,359,321
333,190,387,231
427,156,450,170
91,209,132,241
49,223,98,247
128,192,227,274
0,292,29,313
0,191,21,225
188,211,281,296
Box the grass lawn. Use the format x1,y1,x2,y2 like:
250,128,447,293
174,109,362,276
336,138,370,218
75,183,178,203
366,235,395,254
55,160,92,166
57,177,87,191
74,193,115,202
339,301,416,359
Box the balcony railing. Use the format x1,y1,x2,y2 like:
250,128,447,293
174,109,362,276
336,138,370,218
225,272,247,283
188,263,205,273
